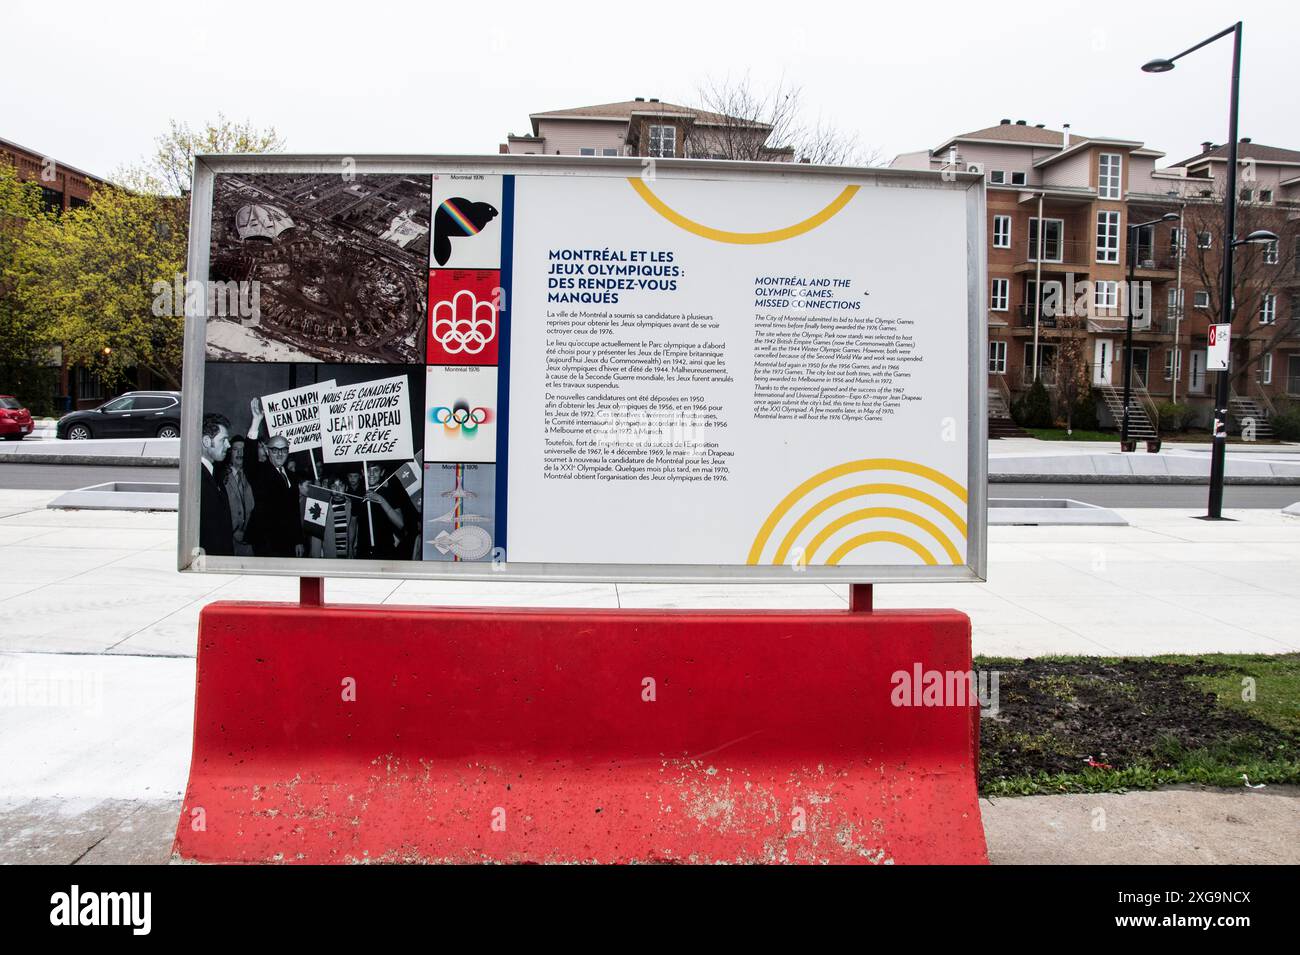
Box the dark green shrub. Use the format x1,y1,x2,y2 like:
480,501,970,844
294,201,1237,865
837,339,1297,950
1155,401,1193,434
1271,404,1300,442
1012,379,1054,429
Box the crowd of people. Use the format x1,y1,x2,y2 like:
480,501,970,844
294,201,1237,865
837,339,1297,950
198,400,421,561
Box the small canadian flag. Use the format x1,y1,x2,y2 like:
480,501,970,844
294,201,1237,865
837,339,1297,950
393,459,422,501
303,485,332,538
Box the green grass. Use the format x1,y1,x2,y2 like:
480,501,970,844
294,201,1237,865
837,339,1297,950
1024,428,1115,441
974,653,1300,797
1171,653,1300,736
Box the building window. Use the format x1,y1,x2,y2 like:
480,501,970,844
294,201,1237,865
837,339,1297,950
1264,239,1279,265
990,277,1009,311
1096,211,1120,263
1098,153,1123,199
1258,353,1273,385
992,215,1011,248
1194,290,1210,309
989,170,1006,184
1261,293,1276,324
1169,227,1186,259
648,125,676,158
1197,231,1213,249
1010,171,1027,186
1095,280,1119,310
1167,287,1183,313
1240,188,1253,202
602,148,619,157
1024,342,1057,372
989,340,1007,374
579,147,596,156
1260,189,1273,203
1127,346,1150,381
1164,348,1182,381
1027,218,1064,262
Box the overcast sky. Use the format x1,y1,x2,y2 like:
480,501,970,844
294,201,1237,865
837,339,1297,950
5,0,1296,180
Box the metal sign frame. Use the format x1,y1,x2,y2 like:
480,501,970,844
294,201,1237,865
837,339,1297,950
179,154,987,583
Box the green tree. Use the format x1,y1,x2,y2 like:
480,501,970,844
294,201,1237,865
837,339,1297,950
0,161,59,412
11,182,188,390
9,116,285,394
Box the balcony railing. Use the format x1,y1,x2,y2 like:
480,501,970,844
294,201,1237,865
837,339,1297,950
1017,306,1058,328
1018,238,1095,270
1130,252,1181,273
1020,365,1057,387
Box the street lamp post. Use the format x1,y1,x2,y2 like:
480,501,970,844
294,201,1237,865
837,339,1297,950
1143,22,1242,518
1121,213,1180,450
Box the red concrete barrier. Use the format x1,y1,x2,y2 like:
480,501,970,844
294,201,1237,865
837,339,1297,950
173,601,986,864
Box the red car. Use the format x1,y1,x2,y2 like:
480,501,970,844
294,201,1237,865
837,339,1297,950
0,396,34,440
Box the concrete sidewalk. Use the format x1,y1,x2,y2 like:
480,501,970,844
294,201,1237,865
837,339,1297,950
6,434,1300,484
3,489,1299,658
989,438,1300,484
7,786,1296,864
3,488,1298,864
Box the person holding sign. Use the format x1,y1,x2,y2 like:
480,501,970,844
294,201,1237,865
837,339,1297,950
245,397,306,558
357,462,416,560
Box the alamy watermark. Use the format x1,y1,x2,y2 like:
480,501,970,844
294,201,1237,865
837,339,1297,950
891,664,1001,717
151,275,260,321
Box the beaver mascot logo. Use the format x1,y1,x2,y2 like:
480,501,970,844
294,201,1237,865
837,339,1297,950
432,197,499,266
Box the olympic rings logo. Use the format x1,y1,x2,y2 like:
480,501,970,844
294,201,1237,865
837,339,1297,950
430,405,491,435
431,289,497,355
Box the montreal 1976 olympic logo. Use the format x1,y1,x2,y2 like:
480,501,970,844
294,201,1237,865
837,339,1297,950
431,290,497,355
429,403,492,436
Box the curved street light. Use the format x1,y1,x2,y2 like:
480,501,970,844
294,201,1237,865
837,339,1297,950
1143,22,1244,520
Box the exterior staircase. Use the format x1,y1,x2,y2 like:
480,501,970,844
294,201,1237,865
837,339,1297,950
1098,385,1158,440
1228,394,1274,439
988,385,1028,439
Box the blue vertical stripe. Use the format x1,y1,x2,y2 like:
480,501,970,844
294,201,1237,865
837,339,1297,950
494,175,514,554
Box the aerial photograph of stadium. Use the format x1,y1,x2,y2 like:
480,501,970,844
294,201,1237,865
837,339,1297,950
206,172,431,363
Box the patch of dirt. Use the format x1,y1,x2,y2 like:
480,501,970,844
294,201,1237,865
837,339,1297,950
979,659,1293,786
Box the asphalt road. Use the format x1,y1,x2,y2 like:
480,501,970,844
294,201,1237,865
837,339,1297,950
0,462,1297,508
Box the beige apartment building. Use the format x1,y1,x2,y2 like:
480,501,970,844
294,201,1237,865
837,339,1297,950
893,120,1300,437
500,98,793,160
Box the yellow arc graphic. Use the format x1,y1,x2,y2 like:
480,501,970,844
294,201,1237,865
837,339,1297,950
747,459,967,565
627,178,859,244
772,483,967,566
803,508,962,566
827,532,937,566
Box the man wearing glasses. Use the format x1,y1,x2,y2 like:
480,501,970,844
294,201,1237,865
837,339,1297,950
244,397,306,558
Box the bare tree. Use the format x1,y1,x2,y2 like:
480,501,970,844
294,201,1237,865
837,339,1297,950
1173,181,1299,393
688,75,879,166
116,113,286,196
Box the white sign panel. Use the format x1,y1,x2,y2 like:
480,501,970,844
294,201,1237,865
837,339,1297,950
183,157,984,581
508,173,972,571
1207,323,1231,371
319,375,413,463
260,380,335,451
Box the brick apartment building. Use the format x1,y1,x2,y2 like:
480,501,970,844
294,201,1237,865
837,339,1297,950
501,97,793,161
893,121,1300,437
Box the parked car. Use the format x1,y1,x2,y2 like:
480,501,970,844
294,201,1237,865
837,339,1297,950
0,396,34,440
56,391,182,440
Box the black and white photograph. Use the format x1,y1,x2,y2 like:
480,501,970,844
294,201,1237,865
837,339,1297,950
199,362,425,560
206,173,432,363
